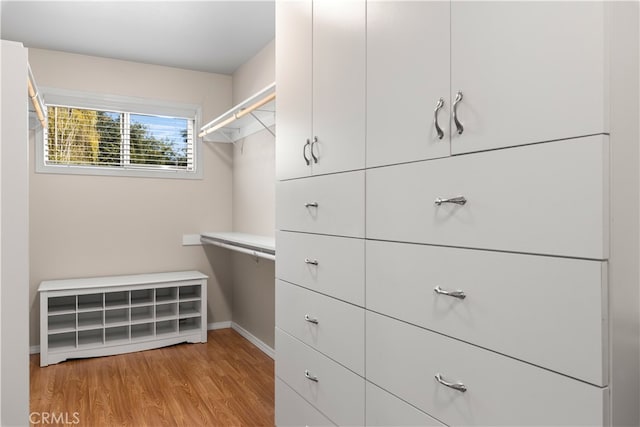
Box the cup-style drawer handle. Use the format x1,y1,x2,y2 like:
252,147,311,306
304,370,319,382
304,202,318,208
434,285,466,300
304,258,318,266
435,373,467,392
434,196,467,206
304,314,319,324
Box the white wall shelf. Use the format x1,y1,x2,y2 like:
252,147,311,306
38,271,208,367
200,232,275,261
200,82,275,143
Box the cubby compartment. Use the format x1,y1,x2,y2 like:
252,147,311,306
155,287,177,303
48,295,76,314
131,289,153,305
179,301,201,318
179,285,201,301
105,308,129,325
48,313,76,333
156,319,178,336
105,326,129,343
48,332,76,352
179,317,201,333
131,305,154,323
77,293,103,311
156,303,178,320
78,328,103,347
131,322,154,340
105,291,129,308
77,311,103,329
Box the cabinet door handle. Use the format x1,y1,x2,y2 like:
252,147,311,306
434,98,445,140
304,370,319,382
304,258,318,266
311,136,319,164
304,314,319,324
304,202,318,208
434,285,466,300
434,196,467,206
453,91,464,135
303,139,311,165
435,373,467,392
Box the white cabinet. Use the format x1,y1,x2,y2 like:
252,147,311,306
276,0,365,180
276,379,336,427
39,271,207,367
366,1,607,167
366,311,607,427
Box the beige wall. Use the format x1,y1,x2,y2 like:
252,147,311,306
230,40,276,349
28,49,234,347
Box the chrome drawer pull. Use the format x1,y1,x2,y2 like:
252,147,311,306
303,139,311,166
311,136,319,164
434,196,467,206
435,373,467,392
434,285,466,300
304,370,319,382
304,314,319,324
304,258,318,266
433,97,445,140
453,90,464,135
304,202,318,208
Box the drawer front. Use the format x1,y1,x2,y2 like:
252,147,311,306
276,328,365,426
366,381,445,427
276,280,364,375
366,136,608,259
366,312,607,426
276,231,364,305
277,171,365,237
276,378,335,427
366,240,607,386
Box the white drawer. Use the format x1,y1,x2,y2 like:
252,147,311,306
277,171,365,237
366,312,607,426
367,240,607,386
276,378,336,427
366,136,608,259
366,381,445,427
276,280,364,375
276,328,365,426
276,231,365,305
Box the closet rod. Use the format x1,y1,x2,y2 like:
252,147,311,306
199,82,276,138
27,65,46,129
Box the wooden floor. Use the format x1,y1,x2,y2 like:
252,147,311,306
30,329,274,426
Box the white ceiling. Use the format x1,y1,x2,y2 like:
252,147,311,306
0,1,275,75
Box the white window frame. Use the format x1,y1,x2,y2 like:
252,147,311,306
36,87,203,179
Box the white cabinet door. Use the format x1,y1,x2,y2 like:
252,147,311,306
367,0,451,168
366,240,608,387
276,280,365,375
276,232,365,306
276,328,365,427
311,0,365,175
276,171,365,237
366,381,445,427
276,378,336,427
450,1,607,154
366,312,607,427
367,136,609,259
275,0,312,180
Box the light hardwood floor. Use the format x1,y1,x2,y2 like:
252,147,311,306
30,329,275,426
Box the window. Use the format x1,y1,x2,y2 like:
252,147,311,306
37,89,202,179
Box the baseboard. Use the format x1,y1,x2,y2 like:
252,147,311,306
207,321,232,330
30,345,40,355
230,322,275,360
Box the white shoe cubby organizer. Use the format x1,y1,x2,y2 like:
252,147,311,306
38,271,208,367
